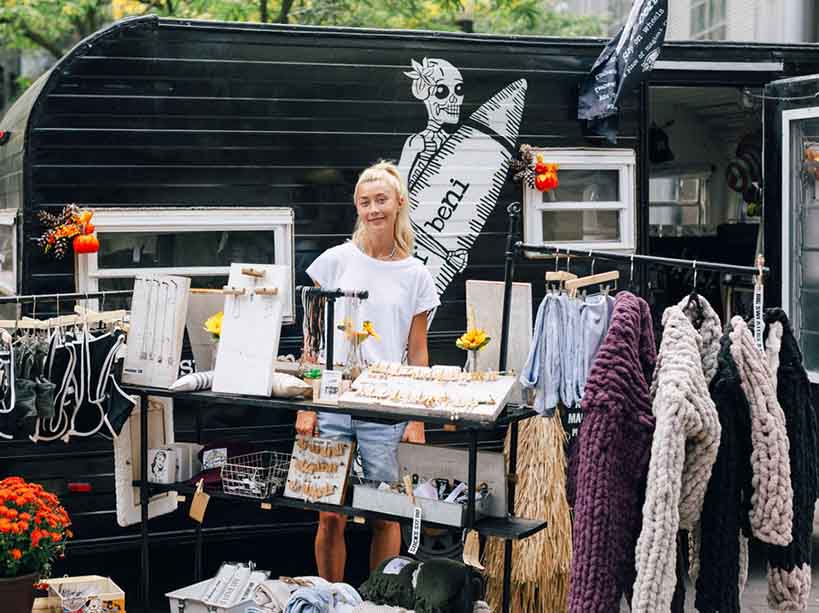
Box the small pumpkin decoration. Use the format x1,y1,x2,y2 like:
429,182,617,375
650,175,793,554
38,205,98,258
72,233,99,254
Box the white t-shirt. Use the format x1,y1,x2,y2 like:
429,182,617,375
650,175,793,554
306,241,440,365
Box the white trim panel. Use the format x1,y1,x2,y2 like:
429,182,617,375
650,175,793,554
654,60,784,72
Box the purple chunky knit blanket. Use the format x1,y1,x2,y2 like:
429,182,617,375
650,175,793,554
568,292,657,613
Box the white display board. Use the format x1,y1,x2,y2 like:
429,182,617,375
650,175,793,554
114,395,177,527
465,280,533,374
123,274,191,388
212,264,289,396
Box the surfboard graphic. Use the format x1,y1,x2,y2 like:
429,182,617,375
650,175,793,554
407,79,528,296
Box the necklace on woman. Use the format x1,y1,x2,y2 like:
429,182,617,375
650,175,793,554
379,243,397,260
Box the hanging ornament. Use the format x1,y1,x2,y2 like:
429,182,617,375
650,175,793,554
510,145,560,193
37,204,99,258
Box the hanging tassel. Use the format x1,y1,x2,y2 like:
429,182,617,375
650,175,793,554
483,411,573,613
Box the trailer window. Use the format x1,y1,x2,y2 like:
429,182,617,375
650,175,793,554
784,111,819,381
75,207,294,322
0,209,16,296
523,149,635,252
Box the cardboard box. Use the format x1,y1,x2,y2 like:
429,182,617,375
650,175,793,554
45,575,125,613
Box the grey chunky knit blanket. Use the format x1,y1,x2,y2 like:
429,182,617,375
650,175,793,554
631,302,721,613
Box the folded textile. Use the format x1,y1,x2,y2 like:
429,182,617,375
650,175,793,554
352,602,492,613
359,556,420,609
284,580,362,613
170,370,214,392
413,558,484,613
254,580,296,612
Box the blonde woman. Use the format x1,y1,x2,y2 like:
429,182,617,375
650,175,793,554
298,161,439,580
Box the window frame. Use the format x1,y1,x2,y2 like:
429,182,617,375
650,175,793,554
782,107,819,383
690,0,727,41
0,209,17,296
523,148,636,252
75,207,296,322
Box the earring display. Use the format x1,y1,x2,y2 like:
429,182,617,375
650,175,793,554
339,361,517,422
123,274,191,388
284,435,354,505
212,263,289,397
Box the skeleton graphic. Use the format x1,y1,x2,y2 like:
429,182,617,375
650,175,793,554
399,58,470,277
399,58,465,186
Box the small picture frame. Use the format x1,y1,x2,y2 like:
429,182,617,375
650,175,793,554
148,448,176,485
284,435,355,506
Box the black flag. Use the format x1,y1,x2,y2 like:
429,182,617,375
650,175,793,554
578,0,668,142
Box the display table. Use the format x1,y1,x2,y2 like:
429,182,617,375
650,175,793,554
124,385,546,613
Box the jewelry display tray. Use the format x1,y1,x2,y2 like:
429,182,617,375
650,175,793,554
337,371,518,422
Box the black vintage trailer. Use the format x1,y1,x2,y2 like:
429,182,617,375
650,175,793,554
2,14,819,603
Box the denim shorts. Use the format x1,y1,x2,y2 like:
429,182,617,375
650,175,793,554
317,412,406,483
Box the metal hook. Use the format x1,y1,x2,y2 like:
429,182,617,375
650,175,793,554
554,248,560,272
692,260,698,291
589,251,595,276
630,254,635,286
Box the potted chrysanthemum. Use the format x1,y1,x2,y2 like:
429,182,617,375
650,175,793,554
0,477,72,613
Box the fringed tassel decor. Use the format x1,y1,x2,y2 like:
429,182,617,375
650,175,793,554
483,412,572,613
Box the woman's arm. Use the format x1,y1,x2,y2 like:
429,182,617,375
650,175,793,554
403,311,429,444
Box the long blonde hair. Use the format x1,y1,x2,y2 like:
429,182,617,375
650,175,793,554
352,161,414,257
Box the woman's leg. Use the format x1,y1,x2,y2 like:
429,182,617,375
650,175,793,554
316,511,348,581
353,420,409,569
370,518,402,570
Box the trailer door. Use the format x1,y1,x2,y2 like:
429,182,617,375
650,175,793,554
767,75,819,382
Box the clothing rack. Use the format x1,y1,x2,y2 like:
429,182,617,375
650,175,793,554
0,289,133,305
516,243,771,277
295,285,369,371
495,201,771,613
498,202,770,372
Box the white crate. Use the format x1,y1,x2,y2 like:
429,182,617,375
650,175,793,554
166,564,268,613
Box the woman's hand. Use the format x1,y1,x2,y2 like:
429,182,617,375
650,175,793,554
296,410,318,437
403,420,426,444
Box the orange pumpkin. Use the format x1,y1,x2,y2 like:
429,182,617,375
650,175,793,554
73,234,99,254
84,222,95,235
78,210,93,224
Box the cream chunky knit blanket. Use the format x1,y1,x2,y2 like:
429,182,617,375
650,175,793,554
729,316,793,546
631,304,721,613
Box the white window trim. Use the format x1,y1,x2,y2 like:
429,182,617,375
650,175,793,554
76,207,295,322
781,107,819,383
523,148,636,252
0,209,17,297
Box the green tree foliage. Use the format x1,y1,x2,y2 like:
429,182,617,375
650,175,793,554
0,0,605,60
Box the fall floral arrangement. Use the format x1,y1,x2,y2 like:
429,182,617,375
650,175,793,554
0,476,72,579
37,205,99,258
204,311,224,341
510,144,560,193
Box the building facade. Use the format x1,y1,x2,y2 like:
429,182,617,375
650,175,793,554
561,0,817,42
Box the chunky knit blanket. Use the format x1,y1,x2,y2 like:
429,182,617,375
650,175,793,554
568,292,657,613
764,309,819,611
729,316,793,545
694,328,755,613
631,304,721,613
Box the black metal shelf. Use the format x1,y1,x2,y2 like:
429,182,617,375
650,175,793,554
121,385,537,430
134,481,548,541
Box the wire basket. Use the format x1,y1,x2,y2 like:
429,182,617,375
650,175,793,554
221,451,290,499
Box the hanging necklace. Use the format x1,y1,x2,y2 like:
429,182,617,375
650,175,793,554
380,243,397,260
